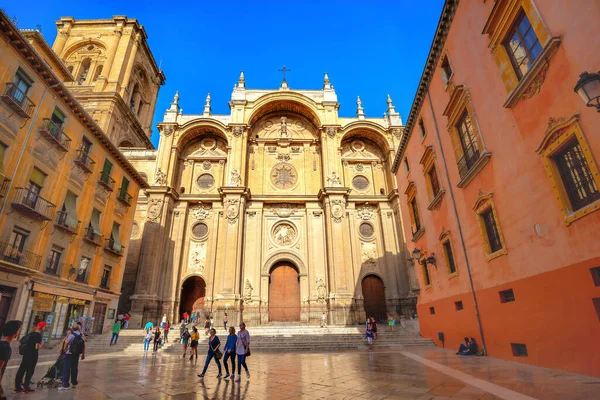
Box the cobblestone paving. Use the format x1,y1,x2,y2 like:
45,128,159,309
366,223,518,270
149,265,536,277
3,347,599,399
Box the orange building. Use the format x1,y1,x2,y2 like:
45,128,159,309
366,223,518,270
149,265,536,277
393,0,600,377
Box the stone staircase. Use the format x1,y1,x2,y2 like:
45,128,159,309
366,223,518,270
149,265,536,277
81,324,434,354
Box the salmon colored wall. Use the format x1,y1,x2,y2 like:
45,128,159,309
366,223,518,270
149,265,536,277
396,0,600,377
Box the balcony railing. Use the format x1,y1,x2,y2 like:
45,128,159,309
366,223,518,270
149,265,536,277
55,210,80,234
98,172,115,191
0,176,10,198
74,148,95,174
457,149,481,179
39,119,71,152
104,238,124,257
117,187,132,206
11,187,56,221
0,241,42,270
44,259,63,276
1,83,35,118
83,226,103,246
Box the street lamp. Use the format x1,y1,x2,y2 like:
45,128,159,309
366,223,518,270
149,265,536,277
412,248,421,261
574,71,600,112
426,253,437,266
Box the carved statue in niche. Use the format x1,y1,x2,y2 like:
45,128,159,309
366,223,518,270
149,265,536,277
327,171,342,187
316,277,327,303
244,279,253,302
280,116,289,137
258,115,314,139
154,168,167,186
230,169,241,186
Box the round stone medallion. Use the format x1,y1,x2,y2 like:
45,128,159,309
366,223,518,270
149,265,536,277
272,222,297,247
270,163,298,190
197,173,215,189
351,140,365,152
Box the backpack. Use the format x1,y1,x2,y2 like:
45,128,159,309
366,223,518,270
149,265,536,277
18,333,31,356
69,334,85,355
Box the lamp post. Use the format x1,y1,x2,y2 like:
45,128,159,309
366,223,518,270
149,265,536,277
574,71,600,112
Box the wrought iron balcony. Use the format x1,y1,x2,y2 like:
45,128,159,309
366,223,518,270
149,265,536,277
44,259,63,276
1,83,35,118
116,187,132,206
83,226,103,246
0,176,10,198
104,238,124,257
0,241,42,270
54,210,80,234
457,149,481,179
98,171,115,191
74,148,95,174
11,187,56,221
39,119,71,152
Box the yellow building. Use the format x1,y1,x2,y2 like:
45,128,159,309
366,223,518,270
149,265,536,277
0,11,158,338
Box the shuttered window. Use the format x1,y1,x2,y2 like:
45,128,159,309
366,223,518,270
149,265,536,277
30,168,46,187
90,208,102,235
111,222,122,251
63,191,78,228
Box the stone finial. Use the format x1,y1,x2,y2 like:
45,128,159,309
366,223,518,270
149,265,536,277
386,94,402,126
386,94,397,114
238,71,245,88
356,96,365,120
323,72,331,90
174,91,179,104
166,90,180,115
203,93,211,116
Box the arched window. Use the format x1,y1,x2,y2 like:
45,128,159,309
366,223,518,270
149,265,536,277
78,58,91,84
93,65,103,82
130,83,141,113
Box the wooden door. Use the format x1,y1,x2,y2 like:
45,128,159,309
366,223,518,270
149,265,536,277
269,264,300,322
362,275,386,321
92,303,107,335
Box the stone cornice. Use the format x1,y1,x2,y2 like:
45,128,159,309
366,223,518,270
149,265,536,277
391,0,459,173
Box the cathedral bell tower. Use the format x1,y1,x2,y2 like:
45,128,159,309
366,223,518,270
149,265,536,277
52,16,165,149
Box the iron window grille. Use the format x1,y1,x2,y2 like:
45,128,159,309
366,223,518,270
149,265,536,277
554,140,600,211
456,112,481,178
429,166,441,197
482,208,503,253
511,343,528,357
443,241,457,274
499,289,516,303
410,198,422,234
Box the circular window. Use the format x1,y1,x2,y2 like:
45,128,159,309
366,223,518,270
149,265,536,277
359,223,374,238
352,175,369,190
197,174,215,189
270,163,298,190
192,222,209,239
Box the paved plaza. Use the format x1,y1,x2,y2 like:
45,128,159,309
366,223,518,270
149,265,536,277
3,347,599,400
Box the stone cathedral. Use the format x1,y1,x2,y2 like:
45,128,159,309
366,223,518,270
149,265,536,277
121,73,418,327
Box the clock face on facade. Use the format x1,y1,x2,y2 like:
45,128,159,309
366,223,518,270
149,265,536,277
270,163,298,189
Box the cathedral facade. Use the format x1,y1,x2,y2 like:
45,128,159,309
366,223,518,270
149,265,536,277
121,73,418,327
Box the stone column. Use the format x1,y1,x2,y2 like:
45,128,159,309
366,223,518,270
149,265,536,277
319,187,354,324
119,32,141,97
53,31,69,58
100,26,123,87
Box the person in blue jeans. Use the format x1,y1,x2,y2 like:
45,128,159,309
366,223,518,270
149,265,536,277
109,320,121,345
223,326,237,379
235,322,250,382
143,329,152,352
197,328,222,378
58,325,84,391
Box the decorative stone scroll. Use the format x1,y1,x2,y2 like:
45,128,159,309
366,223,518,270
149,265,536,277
190,203,211,220
326,127,337,138
266,203,297,218
232,126,243,137
224,198,240,224
330,199,345,223
357,204,376,220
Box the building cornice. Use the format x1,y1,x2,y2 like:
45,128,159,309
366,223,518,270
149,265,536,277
391,0,460,173
0,10,149,189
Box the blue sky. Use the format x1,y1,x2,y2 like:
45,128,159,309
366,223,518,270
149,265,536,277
4,0,444,147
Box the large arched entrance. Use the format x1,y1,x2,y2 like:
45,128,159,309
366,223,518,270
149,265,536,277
179,276,206,320
362,275,386,321
269,262,300,322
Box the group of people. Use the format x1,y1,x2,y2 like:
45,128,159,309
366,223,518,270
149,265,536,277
0,319,86,398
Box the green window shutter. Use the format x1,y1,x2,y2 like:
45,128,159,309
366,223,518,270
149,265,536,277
30,168,46,187
91,208,102,235
102,159,113,175
111,222,122,251
52,108,65,123
121,177,129,192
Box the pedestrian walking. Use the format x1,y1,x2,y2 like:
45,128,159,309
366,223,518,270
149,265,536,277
124,313,130,329
190,312,196,325
179,321,186,342
0,321,22,400
366,320,374,350
181,328,191,357
321,312,327,328
197,328,222,378
144,321,154,332
223,313,228,332
143,329,152,352
152,327,161,353
388,314,396,332
160,314,167,330
59,324,85,391
164,321,170,344
223,326,237,379
204,317,210,336
189,326,200,360
110,320,121,345
235,322,250,382
15,321,46,393
371,317,378,339
183,312,189,324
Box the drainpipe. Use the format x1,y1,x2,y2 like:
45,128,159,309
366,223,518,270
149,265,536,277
426,90,487,355
0,83,61,215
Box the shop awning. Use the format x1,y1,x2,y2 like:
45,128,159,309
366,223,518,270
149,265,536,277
33,282,94,301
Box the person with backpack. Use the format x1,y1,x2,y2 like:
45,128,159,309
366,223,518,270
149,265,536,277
0,321,22,400
59,324,85,391
14,322,46,393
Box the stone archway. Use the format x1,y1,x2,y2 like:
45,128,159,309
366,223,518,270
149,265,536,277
269,262,301,322
179,276,206,321
362,275,387,321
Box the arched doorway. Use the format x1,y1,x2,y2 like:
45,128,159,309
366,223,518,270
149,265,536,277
179,276,206,321
362,275,386,321
269,263,300,322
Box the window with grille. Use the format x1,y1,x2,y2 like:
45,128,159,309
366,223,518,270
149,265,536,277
443,241,457,274
410,198,421,233
45,248,62,275
554,140,600,212
499,289,515,303
429,165,440,197
511,343,528,357
197,173,215,189
352,175,369,191
455,301,463,311
504,11,542,80
482,208,502,253
423,261,431,286
456,111,480,176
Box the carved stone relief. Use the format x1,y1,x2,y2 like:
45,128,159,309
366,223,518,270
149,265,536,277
316,277,327,303
188,241,206,275
270,163,298,189
147,198,163,223
272,222,297,247
224,198,240,224
330,199,345,223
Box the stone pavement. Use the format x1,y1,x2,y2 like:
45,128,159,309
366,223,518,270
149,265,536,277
2,347,599,400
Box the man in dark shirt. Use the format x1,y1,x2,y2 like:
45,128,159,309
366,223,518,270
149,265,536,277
0,320,22,400
14,322,46,393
